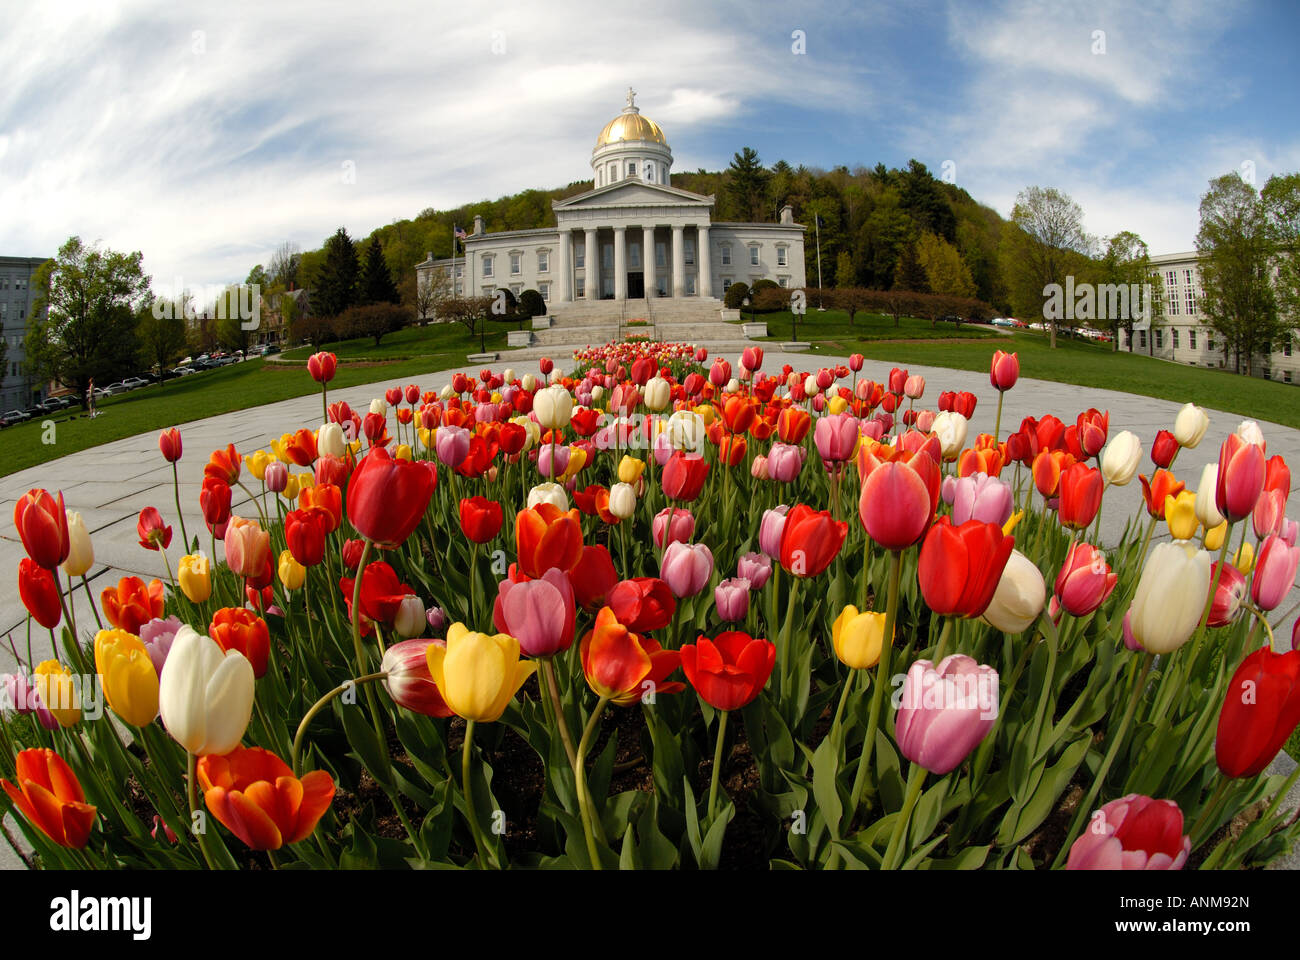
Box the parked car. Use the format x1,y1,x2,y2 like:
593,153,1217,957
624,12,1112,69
172,366,196,377
2,409,30,426
265,343,281,355
121,377,151,390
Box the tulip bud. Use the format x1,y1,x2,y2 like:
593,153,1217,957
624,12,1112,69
1252,535,1300,611
1127,541,1212,654
737,551,772,590
1207,562,1247,627
318,422,345,459
608,482,636,520
158,626,255,756
394,595,427,639
62,511,94,578
277,550,305,592
381,639,453,717
1194,463,1225,530
1236,420,1265,447
1066,794,1189,870
1164,490,1199,541
1173,404,1209,448
263,460,288,494
178,553,212,603
931,412,968,461
1233,540,1255,575
1100,431,1141,486
896,655,999,774
534,385,574,430
714,578,751,622
981,549,1046,633
660,541,714,598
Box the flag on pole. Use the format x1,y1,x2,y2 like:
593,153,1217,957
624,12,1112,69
454,225,467,239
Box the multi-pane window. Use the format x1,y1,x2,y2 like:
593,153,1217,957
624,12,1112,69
656,243,666,268
482,257,494,278
575,245,585,268
576,278,585,298
510,283,522,296
602,245,613,269
510,253,522,275
1190,330,1197,350
1165,271,1179,317
537,252,549,273
686,275,696,295
1185,271,1196,315
749,246,760,266
629,243,641,268
540,283,550,301
685,239,695,266
778,276,789,288
1208,336,1215,351
777,246,788,267
1172,329,1180,349
1155,329,1164,349
1140,331,1148,348
720,244,731,266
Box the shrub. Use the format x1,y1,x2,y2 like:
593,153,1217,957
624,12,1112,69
335,303,412,346
724,282,749,309
518,289,546,319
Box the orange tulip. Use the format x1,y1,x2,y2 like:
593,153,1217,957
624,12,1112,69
197,746,335,851
210,607,271,678
299,482,343,532
777,407,811,444
204,443,242,485
515,503,583,579
283,427,318,467
1,748,97,848
101,576,165,634
1140,469,1186,519
580,607,684,706
1032,449,1074,498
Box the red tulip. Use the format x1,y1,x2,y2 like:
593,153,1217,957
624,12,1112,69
19,558,62,629
285,509,328,567
777,407,811,444
307,352,337,384
459,496,504,543
680,632,776,711
2,748,96,849
989,350,1019,391
1139,469,1185,520
607,578,676,633
568,544,619,611
1066,794,1189,870
347,447,436,547
1207,561,1247,627
1216,433,1266,523
1054,543,1117,617
200,477,232,537
204,444,242,486
1058,463,1103,530
778,505,848,578
1076,409,1109,459
917,517,1014,618
858,455,940,551
1216,647,1300,778
158,428,183,463
13,489,69,570
340,561,415,635
136,507,172,551
662,451,709,502
284,427,318,466
1150,430,1178,469
951,391,977,419
210,607,271,678
101,576,164,634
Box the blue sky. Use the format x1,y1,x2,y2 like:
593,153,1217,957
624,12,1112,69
1,0,1297,291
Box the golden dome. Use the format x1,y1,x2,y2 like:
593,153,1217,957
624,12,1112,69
596,91,667,147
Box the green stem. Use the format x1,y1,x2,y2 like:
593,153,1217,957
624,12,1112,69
187,752,219,870
993,390,1004,445
574,697,609,870
848,549,902,820
933,617,955,663
172,460,191,551
291,671,388,776
349,539,389,753
882,762,927,869
708,710,730,821
80,576,104,631
542,658,578,768
461,720,493,868
1188,778,1232,848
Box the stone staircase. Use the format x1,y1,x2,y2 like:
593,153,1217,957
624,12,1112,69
522,297,751,352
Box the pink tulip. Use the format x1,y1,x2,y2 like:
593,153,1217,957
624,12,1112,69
858,461,934,551
860,418,886,442
1253,489,1287,539
742,346,764,372
814,413,859,465
537,443,570,480
758,505,790,559
714,577,751,622
660,541,714,598
1054,543,1118,617
1282,518,1299,548
904,374,925,400
709,359,730,387
737,552,772,590
766,442,804,483
1066,794,1189,870
493,569,576,657
264,460,288,494
652,507,695,549
1216,434,1266,522
895,655,999,775
1207,561,1247,627
849,354,864,372
381,639,452,717
950,473,1013,527
1252,535,1300,611
435,424,470,468
915,410,936,433
750,455,769,480
1122,609,1141,651
816,368,834,391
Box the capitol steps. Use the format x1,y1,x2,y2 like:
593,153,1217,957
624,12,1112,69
520,297,753,350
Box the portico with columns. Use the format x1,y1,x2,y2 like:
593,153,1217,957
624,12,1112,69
415,89,806,311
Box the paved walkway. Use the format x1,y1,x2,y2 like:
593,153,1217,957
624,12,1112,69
1,341,1297,868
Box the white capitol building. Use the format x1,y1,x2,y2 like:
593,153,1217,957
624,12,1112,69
415,89,807,310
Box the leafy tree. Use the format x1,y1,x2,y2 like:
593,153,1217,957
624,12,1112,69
1262,173,1300,331
724,148,772,222
835,251,855,288
1196,173,1279,375
916,232,976,298
26,237,150,407
268,241,302,290
136,296,188,382
314,228,361,318
1002,186,1093,348
361,237,400,305
1092,231,1157,351
336,303,410,346
893,243,929,293
245,264,268,289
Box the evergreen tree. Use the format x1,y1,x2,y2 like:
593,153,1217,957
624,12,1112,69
893,243,929,292
315,228,361,318
361,237,400,305
724,148,772,222
835,251,855,288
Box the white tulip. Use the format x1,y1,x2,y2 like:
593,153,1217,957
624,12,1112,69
803,374,820,397
527,482,569,511
535,384,574,430
394,595,426,639
502,368,515,383
159,626,255,756
369,397,388,418
440,384,455,401
521,373,538,392
931,412,969,460
725,378,741,395
1128,541,1212,654
63,510,94,578
644,376,671,412
609,482,637,519
981,550,1046,634
318,422,346,459
1173,404,1209,449
1100,430,1142,486
1194,463,1225,529
591,385,605,404
667,410,706,453
1236,420,1265,447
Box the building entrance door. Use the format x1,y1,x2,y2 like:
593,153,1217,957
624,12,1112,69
627,272,644,298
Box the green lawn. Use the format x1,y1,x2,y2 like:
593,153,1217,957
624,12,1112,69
750,309,1001,344
753,309,1300,430
1,324,509,477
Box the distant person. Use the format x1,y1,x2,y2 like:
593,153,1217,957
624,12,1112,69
87,378,98,419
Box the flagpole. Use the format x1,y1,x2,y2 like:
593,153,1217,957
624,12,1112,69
815,216,824,310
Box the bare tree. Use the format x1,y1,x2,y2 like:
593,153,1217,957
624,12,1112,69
1003,186,1093,348
269,241,302,290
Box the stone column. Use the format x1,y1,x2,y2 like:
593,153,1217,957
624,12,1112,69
585,228,599,300
556,228,571,302
697,224,711,298
613,226,627,300
642,225,656,298
671,224,685,298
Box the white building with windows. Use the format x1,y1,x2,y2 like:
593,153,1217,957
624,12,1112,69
0,256,49,411
1124,250,1298,384
415,89,806,310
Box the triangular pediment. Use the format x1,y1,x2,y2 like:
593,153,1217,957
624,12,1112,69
554,180,713,210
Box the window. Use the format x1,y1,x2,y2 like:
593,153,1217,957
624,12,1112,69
1172,329,1179,349
720,244,731,266
778,276,789,288
454,264,463,278
656,243,666,268
576,278,585,298
483,285,495,298
539,283,550,301
454,282,463,296
657,276,668,296
575,245,585,268
686,275,696,295
685,238,695,266
1286,371,1293,383
777,246,788,267
537,251,549,273
1140,331,1147,348
1186,286,1196,316
608,162,617,182
1155,329,1163,349
482,256,494,278
628,162,637,178
1208,336,1215,350
644,161,654,181
1190,330,1197,349
749,246,760,266
602,244,613,269
629,243,640,268
510,253,522,276
1165,271,1178,316
1286,338,1293,357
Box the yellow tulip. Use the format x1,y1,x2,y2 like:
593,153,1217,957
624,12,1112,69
277,550,305,591
618,455,646,484
831,605,887,669
296,472,315,491
1233,541,1255,575
1164,490,1199,541
178,553,212,603
94,630,159,726
418,426,435,449
490,391,502,404
693,403,716,426
559,446,587,482
1002,510,1025,537
281,475,301,501
395,444,413,462
426,624,537,722
828,396,848,415
247,449,273,481
1203,520,1228,552
271,434,295,464
33,660,80,727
